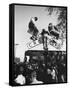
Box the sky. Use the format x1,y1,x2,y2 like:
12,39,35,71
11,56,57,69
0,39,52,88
14,5,66,61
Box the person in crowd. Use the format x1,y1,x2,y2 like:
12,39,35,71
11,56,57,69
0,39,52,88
60,55,66,82
14,74,26,85
14,63,26,85
46,68,53,83
51,66,58,83
30,71,43,84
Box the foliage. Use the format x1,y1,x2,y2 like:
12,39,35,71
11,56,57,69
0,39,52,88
46,7,67,33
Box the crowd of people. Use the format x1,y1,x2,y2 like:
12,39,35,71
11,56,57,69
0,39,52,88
13,51,67,85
